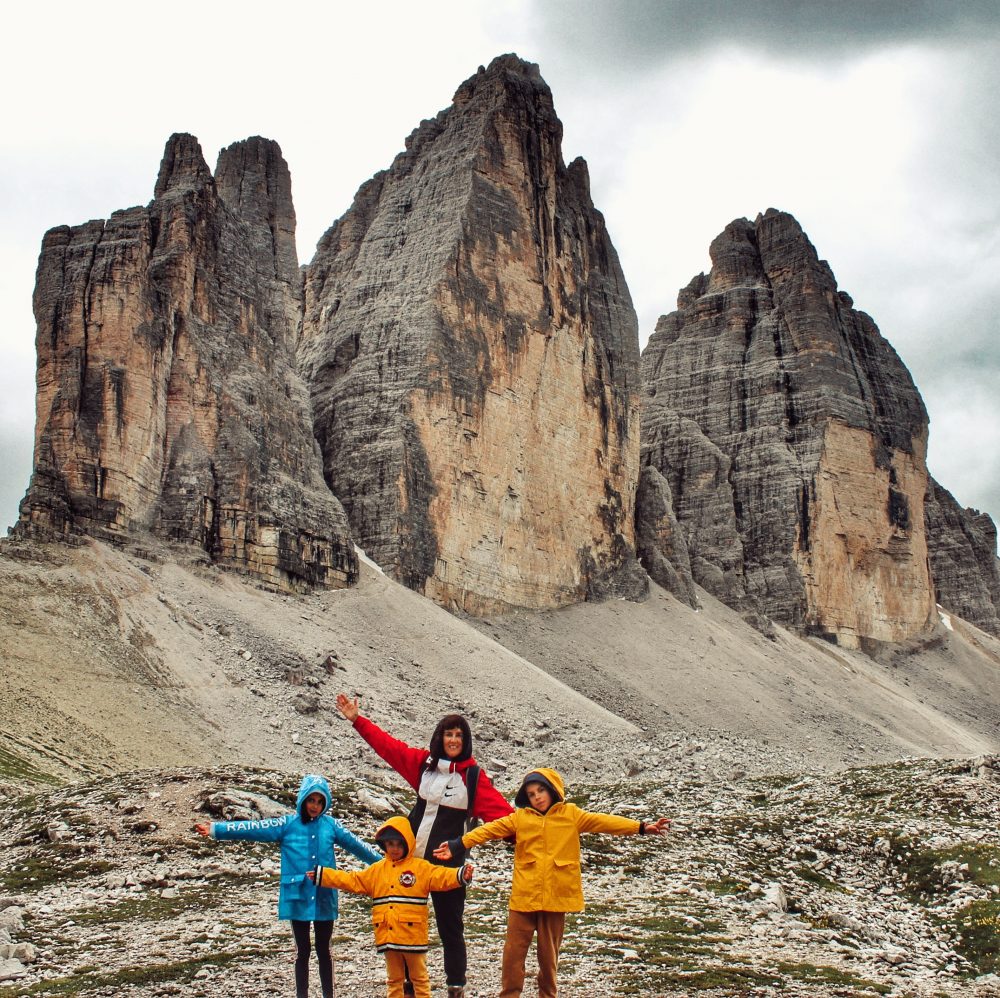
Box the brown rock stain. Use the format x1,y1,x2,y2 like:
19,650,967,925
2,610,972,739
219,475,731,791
796,421,935,647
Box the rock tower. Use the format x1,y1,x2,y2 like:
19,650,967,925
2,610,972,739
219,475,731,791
640,209,937,648
18,134,357,591
300,55,645,613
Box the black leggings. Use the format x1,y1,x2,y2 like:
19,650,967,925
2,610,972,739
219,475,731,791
432,884,468,986
291,919,334,998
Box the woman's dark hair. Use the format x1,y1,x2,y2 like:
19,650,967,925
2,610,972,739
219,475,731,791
427,713,473,766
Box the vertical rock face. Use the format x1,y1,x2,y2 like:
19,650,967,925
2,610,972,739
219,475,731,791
925,478,1000,635
19,134,357,592
300,55,645,613
641,209,936,648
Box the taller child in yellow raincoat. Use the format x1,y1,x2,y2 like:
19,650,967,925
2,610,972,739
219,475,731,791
309,815,473,998
435,767,669,998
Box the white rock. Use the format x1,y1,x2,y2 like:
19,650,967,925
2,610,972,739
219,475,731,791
761,883,788,912
0,959,26,982
12,943,35,964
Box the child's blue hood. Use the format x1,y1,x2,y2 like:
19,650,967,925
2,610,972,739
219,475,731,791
296,774,331,816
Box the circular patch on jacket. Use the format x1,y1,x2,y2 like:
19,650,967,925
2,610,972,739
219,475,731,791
399,871,416,887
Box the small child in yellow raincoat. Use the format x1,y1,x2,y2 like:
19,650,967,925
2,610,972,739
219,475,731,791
309,815,473,998
434,766,669,998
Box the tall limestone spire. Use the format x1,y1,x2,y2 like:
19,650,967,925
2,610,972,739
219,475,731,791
18,133,356,592
300,54,646,613
640,209,937,649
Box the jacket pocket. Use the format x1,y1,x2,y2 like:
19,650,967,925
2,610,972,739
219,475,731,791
551,858,580,892
281,874,307,900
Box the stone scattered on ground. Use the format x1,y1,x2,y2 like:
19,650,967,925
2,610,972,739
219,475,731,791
1,757,998,997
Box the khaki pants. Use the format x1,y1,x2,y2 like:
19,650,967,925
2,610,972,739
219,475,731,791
384,950,429,998
500,909,566,998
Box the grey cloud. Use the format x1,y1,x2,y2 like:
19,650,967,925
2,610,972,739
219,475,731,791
538,0,1000,65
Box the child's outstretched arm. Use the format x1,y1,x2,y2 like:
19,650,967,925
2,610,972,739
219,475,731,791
576,810,671,837
309,864,374,895
332,819,382,865
194,815,290,843
426,862,474,892
433,812,518,861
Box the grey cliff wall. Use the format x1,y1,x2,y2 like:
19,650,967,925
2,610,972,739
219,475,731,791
925,478,1000,635
18,134,357,592
300,54,645,613
640,209,936,648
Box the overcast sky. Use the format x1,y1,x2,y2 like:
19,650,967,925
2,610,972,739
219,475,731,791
2,0,998,545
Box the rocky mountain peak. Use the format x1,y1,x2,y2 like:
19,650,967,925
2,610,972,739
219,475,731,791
300,55,645,613
640,209,937,648
215,136,299,284
153,132,214,199
17,133,356,592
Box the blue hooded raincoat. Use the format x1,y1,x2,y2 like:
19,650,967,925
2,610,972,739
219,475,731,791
211,774,380,921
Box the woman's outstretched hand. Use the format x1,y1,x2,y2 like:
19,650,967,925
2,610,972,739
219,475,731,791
644,818,671,836
433,842,453,861
335,692,360,723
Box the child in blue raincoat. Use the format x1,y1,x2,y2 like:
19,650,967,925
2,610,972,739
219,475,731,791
195,773,379,998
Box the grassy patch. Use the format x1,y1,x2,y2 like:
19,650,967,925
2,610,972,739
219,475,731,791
0,856,115,893
638,963,778,992
953,899,1000,976
777,960,891,993
888,839,1000,902
72,884,224,925
0,745,61,786
0,948,263,996
704,876,748,895
794,864,849,892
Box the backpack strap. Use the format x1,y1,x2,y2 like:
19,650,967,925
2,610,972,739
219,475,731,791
465,765,481,818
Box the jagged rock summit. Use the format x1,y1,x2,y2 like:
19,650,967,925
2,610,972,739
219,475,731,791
17,134,357,592
640,209,942,648
299,54,646,614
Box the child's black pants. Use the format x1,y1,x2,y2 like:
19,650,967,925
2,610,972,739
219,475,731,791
291,919,334,998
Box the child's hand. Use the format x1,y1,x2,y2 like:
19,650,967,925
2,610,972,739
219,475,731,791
306,870,316,882
461,863,474,884
433,842,453,861
194,823,211,837
336,692,360,723
645,818,671,836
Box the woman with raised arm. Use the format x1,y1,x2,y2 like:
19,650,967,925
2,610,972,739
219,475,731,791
336,692,513,998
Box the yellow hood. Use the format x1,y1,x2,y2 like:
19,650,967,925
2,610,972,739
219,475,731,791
374,815,416,858
514,767,565,809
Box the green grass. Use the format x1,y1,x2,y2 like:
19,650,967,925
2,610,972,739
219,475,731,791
0,948,268,996
794,864,849,892
0,856,115,893
72,884,229,925
704,876,748,895
777,960,892,993
0,745,61,786
953,899,1000,976
888,839,1000,902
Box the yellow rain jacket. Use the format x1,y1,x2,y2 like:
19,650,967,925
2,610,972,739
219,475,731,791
459,767,641,913
315,815,465,952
